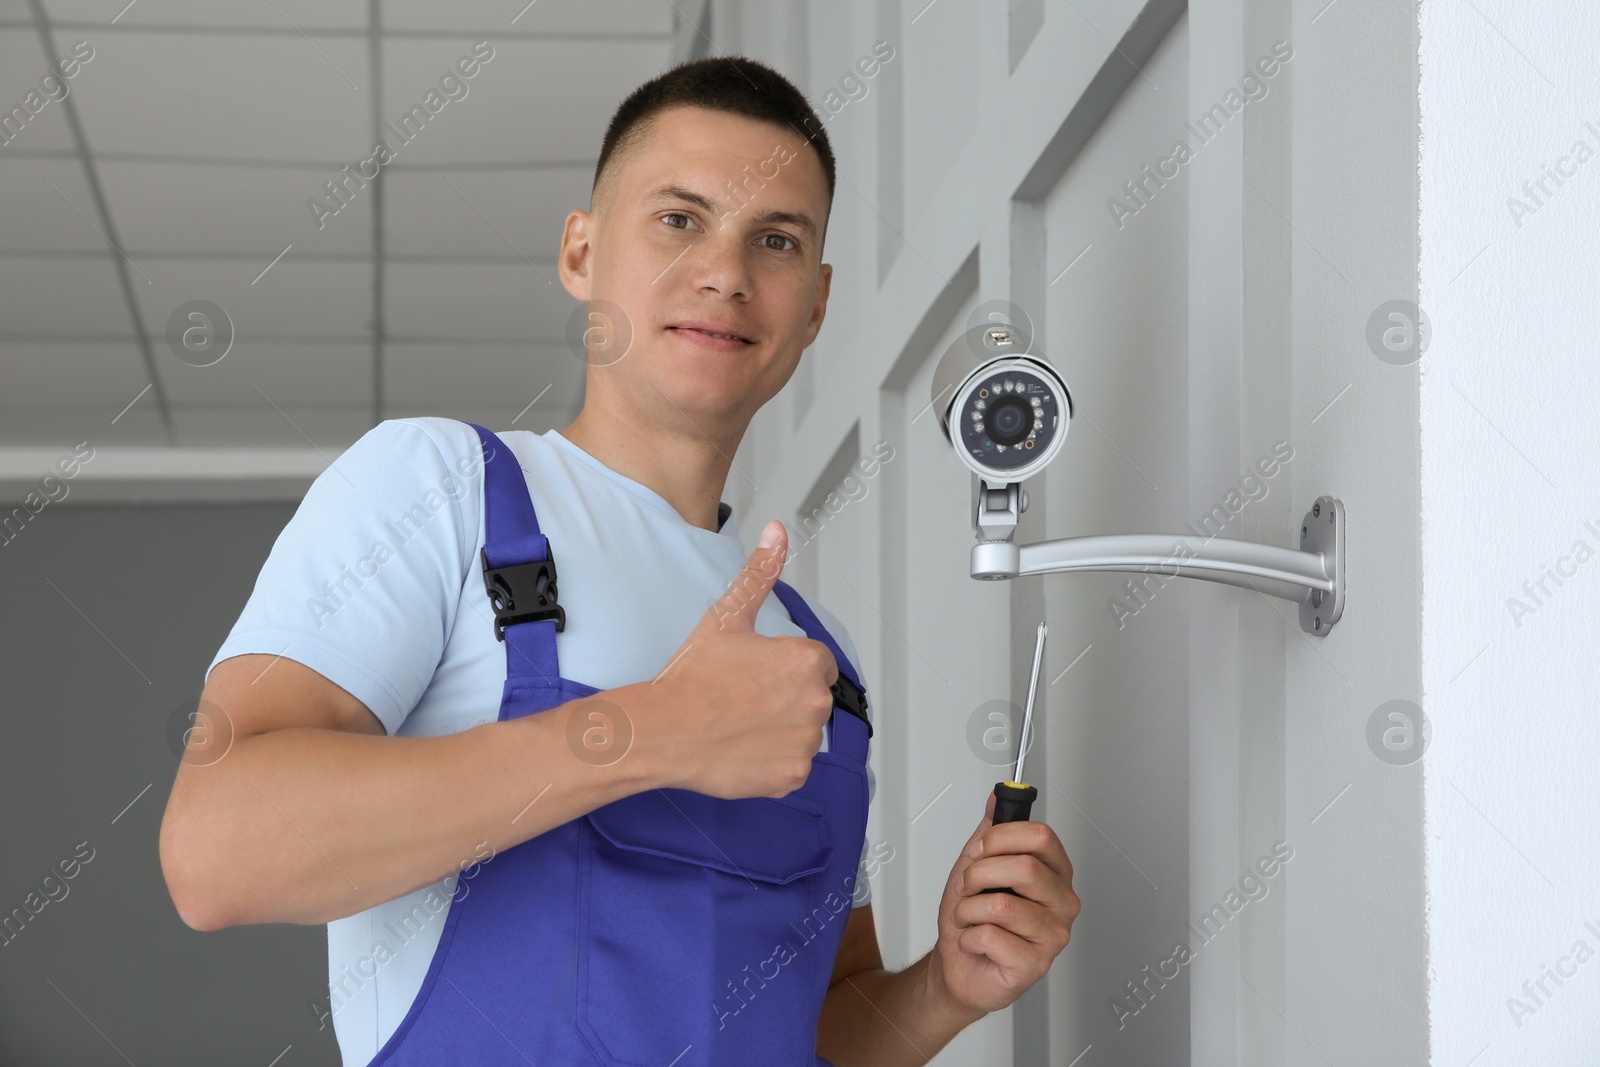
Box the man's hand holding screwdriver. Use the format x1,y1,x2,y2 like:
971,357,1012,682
925,787,1081,1020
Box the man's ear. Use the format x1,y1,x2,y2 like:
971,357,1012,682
559,209,595,302
802,261,833,349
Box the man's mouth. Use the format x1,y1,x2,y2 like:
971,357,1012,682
667,323,755,345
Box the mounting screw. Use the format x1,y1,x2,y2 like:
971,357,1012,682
1315,616,1322,630
1313,502,1322,518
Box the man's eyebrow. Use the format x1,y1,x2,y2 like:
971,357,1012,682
644,185,818,241
748,208,817,241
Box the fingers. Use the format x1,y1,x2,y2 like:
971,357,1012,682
953,866,1080,956
954,922,1039,982
957,854,1077,918
965,855,1066,908
956,819,1081,927
978,820,1074,883
704,520,787,632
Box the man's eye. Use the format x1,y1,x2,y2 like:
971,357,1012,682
762,233,797,252
662,213,695,230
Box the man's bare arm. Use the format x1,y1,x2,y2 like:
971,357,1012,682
162,526,839,933
158,654,660,931
817,905,984,1066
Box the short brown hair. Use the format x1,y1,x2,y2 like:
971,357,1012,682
591,56,835,226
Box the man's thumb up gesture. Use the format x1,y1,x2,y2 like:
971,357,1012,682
622,520,840,800
697,518,788,634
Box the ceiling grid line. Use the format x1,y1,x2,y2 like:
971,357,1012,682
0,21,672,42
25,0,175,443
3,149,599,170
2,251,562,266
369,0,385,430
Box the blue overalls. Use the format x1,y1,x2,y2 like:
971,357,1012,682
369,423,873,1066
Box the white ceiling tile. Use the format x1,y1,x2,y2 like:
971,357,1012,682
383,263,572,340
171,404,370,448
69,33,369,158
0,158,108,252
128,256,374,344
0,339,150,408
378,39,667,165
381,0,672,35
382,341,578,406
154,340,371,406
0,6,678,453
43,0,367,29
383,166,587,259
0,256,132,333
99,160,374,255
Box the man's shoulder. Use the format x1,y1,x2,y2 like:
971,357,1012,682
353,416,484,465
294,417,503,567
371,417,553,480
341,417,539,501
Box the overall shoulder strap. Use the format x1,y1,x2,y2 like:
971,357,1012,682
771,581,871,763
467,422,561,686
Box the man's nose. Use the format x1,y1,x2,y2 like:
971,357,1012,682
681,219,755,299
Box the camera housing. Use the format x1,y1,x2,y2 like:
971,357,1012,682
932,322,1073,483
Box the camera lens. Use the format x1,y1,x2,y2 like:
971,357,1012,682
941,349,1070,481
985,396,1031,446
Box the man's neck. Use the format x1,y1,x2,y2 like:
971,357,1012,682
558,407,741,533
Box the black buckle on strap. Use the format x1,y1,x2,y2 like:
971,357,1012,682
481,546,565,641
831,674,872,738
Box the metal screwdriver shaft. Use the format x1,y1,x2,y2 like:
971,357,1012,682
982,621,1046,896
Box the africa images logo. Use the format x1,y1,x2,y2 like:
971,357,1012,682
1106,41,1294,230
307,41,495,231
1109,840,1294,1029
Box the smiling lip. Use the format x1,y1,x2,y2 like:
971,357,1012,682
667,322,755,345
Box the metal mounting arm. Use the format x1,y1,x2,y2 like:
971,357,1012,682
968,479,1346,635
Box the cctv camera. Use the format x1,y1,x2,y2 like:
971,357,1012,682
931,322,1072,482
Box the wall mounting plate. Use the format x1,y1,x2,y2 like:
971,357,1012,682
1298,496,1345,636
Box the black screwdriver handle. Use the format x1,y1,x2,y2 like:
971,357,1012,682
979,781,1037,896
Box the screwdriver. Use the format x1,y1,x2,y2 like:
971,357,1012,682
981,621,1046,896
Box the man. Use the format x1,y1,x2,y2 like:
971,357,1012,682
159,56,1079,1066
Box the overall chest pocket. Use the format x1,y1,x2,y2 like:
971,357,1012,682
575,786,836,1067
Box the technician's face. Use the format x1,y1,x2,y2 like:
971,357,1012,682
559,105,832,434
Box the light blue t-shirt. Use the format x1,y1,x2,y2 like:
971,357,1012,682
205,416,875,1065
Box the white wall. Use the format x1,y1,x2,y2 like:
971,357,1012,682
716,0,1432,1063
1420,2,1600,1063
1035,19,1191,1065
1282,0,1430,1063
